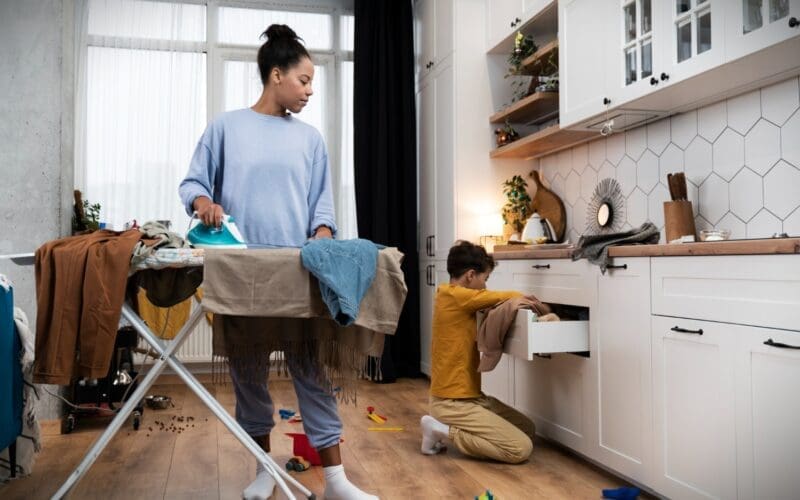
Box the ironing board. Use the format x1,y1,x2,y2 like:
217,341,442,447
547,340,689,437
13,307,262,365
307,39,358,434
2,250,314,500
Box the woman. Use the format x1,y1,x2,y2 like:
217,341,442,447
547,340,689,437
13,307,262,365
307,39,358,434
179,24,377,500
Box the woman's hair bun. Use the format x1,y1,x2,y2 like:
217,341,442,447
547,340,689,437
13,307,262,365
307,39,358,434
262,24,298,42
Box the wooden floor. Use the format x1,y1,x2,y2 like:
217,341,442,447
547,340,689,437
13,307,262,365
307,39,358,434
2,376,636,499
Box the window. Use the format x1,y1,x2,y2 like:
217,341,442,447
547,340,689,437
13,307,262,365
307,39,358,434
77,0,356,238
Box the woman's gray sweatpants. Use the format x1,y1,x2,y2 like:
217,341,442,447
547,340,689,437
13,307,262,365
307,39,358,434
229,355,342,451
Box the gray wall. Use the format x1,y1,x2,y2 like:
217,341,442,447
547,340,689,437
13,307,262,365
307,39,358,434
0,0,74,420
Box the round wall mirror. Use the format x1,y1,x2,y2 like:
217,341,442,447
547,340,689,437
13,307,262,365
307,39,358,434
597,203,611,227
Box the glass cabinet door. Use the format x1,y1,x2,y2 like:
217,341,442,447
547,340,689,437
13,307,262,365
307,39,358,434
622,0,654,86
728,0,800,62
673,0,713,63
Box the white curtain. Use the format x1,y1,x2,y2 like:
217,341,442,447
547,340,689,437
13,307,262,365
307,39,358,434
75,0,208,233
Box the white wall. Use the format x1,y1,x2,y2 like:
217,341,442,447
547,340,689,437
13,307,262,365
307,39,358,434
535,77,800,243
0,0,75,420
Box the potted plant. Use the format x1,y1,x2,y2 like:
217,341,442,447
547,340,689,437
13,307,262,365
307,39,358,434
72,189,102,234
504,31,538,104
534,51,559,93
501,175,532,239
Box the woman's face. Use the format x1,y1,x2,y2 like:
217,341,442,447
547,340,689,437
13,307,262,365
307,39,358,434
272,56,314,114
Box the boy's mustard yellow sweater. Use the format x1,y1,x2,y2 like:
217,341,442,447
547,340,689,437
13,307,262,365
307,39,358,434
430,284,521,399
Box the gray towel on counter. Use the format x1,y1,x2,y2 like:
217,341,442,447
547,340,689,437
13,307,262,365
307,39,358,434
572,222,660,273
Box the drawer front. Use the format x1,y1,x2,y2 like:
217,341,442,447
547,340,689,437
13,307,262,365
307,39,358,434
651,255,800,332
502,259,594,307
505,310,590,360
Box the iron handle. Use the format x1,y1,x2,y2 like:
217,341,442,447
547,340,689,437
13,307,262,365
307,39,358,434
650,77,659,86
763,338,800,350
532,264,550,269
660,72,670,81
607,264,628,270
603,97,611,105
430,235,435,257
789,17,799,27
671,326,704,335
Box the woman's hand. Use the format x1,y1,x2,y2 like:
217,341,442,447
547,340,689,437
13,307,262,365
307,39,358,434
313,225,333,239
193,196,224,228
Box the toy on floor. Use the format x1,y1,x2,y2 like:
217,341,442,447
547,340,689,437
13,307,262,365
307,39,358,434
475,489,495,500
602,486,641,499
278,408,296,420
288,415,303,423
285,456,310,472
285,433,322,465
366,406,387,424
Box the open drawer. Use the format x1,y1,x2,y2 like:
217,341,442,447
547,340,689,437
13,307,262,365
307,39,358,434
503,309,590,360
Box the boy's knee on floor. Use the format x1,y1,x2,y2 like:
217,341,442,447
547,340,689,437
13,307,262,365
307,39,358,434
506,435,533,464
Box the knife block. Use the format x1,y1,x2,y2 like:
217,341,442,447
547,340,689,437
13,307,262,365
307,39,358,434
663,200,697,242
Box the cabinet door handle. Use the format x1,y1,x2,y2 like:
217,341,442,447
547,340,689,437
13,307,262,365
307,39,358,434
607,264,628,270
532,264,550,269
430,235,435,257
650,77,659,86
763,338,800,350
603,97,611,105
425,235,430,256
789,17,798,28
510,20,515,28
670,326,704,335
660,72,670,81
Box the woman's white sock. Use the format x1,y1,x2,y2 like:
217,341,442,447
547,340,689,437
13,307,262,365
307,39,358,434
323,464,378,500
242,461,276,500
420,415,449,455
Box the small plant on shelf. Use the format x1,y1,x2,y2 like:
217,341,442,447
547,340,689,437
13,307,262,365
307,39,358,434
501,175,532,236
533,51,559,92
504,31,538,104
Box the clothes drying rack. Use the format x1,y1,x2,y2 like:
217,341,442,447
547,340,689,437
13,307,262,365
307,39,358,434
0,252,314,500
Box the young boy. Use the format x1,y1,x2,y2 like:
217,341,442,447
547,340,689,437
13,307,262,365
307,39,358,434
420,240,538,464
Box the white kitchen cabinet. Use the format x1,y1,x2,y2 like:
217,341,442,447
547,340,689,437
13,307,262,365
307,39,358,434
414,0,453,83
419,260,450,376
558,0,615,128
651,315,738,500
514,348,590,452
592,258,653,484
486,0,554,50
500,258,594,306
504,310,589,359
419,263,435,375
735,326,800,500
651,255,800,332
726,0,800,62
416,56,455,259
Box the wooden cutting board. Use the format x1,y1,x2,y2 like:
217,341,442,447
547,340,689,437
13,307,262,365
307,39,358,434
529,170,567,242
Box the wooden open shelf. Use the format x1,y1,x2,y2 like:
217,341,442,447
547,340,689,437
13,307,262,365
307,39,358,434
519,40,558,77
490,91,559,124
490,124,597,160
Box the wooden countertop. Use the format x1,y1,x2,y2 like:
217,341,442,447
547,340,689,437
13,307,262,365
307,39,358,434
492,238,800,260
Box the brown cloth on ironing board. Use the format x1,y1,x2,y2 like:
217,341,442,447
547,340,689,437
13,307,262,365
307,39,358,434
200,247,407,399
33,229,151,385
476,297,551,372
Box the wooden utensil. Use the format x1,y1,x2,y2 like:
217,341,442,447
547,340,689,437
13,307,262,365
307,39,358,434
529,170,566,242
674,172,687,201
667,173,676,200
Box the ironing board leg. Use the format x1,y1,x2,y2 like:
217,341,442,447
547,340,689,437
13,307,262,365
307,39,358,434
121,305,315,500
49,331,180,499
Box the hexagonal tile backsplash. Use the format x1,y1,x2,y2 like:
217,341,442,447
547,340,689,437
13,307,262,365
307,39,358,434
536,77,800,242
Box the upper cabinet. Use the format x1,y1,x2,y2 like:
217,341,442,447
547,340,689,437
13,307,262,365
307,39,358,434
487,0,556,50
726,0,800,60
414,0,453,83
560,0,800,131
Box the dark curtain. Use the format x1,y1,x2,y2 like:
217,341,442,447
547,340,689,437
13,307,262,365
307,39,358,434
354,0,420,380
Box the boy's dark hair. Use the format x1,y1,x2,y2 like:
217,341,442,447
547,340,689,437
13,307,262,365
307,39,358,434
447,240,496,278
257,24,311,85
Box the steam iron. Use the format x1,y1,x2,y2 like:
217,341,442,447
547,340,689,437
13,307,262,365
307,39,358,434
187,214,247,249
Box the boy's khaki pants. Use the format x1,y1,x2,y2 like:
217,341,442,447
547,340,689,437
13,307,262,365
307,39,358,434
430,393,536,464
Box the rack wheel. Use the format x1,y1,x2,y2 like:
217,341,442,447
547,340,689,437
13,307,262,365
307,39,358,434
132,411,141,431
61,414,76,435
